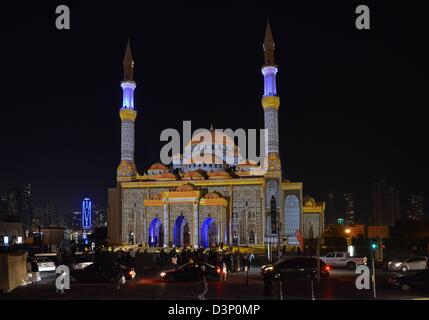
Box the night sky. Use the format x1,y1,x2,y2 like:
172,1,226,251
0,1,427,221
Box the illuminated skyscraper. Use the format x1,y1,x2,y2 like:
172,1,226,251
82,198,92,230
407,194,424,221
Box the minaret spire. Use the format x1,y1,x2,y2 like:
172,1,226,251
123,37,134,81
117,37,138,182
261,20,281,178
263,19,275,66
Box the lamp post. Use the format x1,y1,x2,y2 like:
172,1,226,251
277,221,283,260
345,228,352,256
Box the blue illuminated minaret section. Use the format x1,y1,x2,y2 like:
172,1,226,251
117,38,138,181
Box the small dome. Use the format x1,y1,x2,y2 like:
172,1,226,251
208,170,232,179
149,193,162,200
149,163,168,170
155,172,177,180
303,196,316,207
182,170,205,180
204,192,222,199
175,183,196,192
238,159,259,167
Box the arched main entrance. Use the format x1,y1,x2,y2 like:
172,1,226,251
148,218,163,247
201,217,218,248
173,215,190,247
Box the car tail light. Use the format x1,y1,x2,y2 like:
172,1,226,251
216,268,221,274
324,265,331,272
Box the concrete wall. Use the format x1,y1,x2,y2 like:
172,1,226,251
108,187,121,245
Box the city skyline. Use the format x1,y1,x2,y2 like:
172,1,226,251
0,2,427,221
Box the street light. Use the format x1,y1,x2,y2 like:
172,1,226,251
345,228,352,256
277,221,283,260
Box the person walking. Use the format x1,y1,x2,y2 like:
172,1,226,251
198,265,208,300
113,261,125,290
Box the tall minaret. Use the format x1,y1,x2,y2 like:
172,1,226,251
117,38,138,181
262,20,281,177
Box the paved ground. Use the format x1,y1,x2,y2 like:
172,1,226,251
1,267,428,300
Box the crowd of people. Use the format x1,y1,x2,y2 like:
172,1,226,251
150,247,256,275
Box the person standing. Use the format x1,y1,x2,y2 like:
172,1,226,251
248,252,255,271
31,258,41,282
221,260,227,281
172,255,178,269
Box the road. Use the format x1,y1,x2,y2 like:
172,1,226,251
1,268,428,300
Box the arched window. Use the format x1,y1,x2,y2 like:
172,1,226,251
284,195,300,245
249,230,255,244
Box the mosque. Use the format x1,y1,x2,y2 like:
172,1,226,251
107,22,325,248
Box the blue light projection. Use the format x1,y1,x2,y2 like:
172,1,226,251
82,198,92,230
121,82,136,109
173,216,186,247
148,218,162,247
201,217,215,248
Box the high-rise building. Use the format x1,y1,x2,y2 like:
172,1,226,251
82,198,92,230
6,184,32,230
326,193,336,226
71,211,82,230
372,179,401,226
31,206,43,231
0,193,8,218
43,201,57,227
93,202,107,228
344,193,356,225
407,194,424,221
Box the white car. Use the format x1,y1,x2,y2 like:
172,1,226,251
388,255,428,272
320,252,367,269
72,262,94,270
37,257,56,272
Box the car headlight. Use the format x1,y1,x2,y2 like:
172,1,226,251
394,263,402,267
160,272,166,277
266,266,274,271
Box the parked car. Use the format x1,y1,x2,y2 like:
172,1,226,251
160,263,221,282
261,256,330,280
388,255,428,272
387,270,429,292
320,252,367,269
36,257,56,272
71,263,136,283
72,261,94,270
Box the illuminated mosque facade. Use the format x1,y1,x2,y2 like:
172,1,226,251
107,22,325,248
